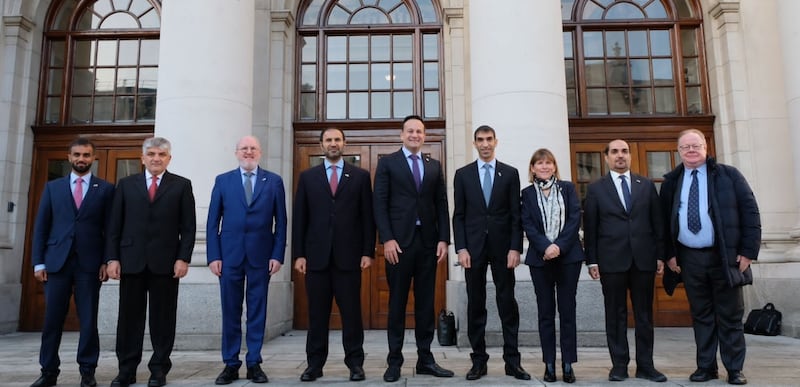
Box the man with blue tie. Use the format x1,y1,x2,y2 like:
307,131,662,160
207,135,287,385
31,138,114,387
660,129,760,385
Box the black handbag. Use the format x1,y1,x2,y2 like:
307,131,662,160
436,309,457,346
744,303,782,336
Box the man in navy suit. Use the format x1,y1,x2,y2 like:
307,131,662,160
31,138,114,387
452,125,529,381
583,139,667,383
207,135,287,385
106,137,196,387
373,115,453,382
292,128,375,382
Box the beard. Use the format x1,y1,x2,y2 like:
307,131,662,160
72,161,91,174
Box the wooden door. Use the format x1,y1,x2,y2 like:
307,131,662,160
291,143,448,329
19,147,143,331
571,141,692,326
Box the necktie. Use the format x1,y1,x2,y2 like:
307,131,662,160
329,165,338,194
73,177,83,209
688,169,701,234
148,175,158,202
620,175,632,213
482,164,493,206
410,154,422,191
244,172,254,206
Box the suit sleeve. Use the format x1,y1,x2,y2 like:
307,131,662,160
582,183,599,265
509,168,522,252
270,176,288,263
206,176,223,264
434,161,450,244
31,183,54,267
646,179,665,261
554,182,581,255
291,173,308,259
105,179,125,262
521,187,552,255
177,179,197,263
452,169,467,252
730,167,762,260
373,157,394,243
360,170,376,257
659,175,678,260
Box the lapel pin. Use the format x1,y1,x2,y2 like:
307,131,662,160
92,184,98,187
498,172,502,177
261,177,267,181
636,179,641,183
344,173,350,178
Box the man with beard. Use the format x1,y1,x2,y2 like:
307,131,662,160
31,137,114,387
207,135,287,385
292,128,375,382
583,139,667,383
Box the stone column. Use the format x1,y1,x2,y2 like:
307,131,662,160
777,0,800,260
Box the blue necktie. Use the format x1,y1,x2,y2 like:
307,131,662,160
482,164,492,206
620,175,632,213
410,154,421,191
688,169,701,234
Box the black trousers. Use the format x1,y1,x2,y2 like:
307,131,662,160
305,262,364,370
599,266,656,369
679,245,746,372
385,229,436,367
464,248,520,366
116,268,179,377
530,261,581,364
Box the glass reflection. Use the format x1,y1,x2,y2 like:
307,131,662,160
647,151,671,177
350,36,368,61
681,29,697,56
654,87,676,113
390,6,411,24
577,152,602,181
417,0,437,23
116,159,141,182
371,63,390,89
587,89,608,115
140,40,159,65
300,93,316,119
424,91,439,117
423,63,438,89
423,34,438,60
393,63,412,89
327,64,346,90
101,13,138,29
628,30,648,56
393,92,412,118
632,88,652,114
606,32,626,57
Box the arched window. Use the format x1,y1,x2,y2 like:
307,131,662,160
562,0,707,117
37,0,160,128
296,0,442,122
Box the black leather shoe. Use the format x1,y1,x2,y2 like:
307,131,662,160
690,368,719,382
543,363,556,382
383,366,400,382
562,362,576,384
636,367,667,382
727,370,747,385
349,366,365,381
465,363,487,380
416,362,454,377
80,373,97,387
300,367,323,381
109,374,136,387
214,366,239,385
31,373,57,387
504,364,531,380
608,367,629,381
246,365,269,383
147,373,166,387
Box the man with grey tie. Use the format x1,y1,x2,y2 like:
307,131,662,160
660,129,760,385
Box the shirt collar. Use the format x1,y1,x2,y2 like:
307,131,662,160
688,163,707,176
477,158,496,170
145,170,164,180
323,159,344,170
70,171,92,184
610,170,631,181
239,167,258,176
402,147,421,159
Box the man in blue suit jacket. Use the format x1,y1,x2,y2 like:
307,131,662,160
207,135,287,385
31,138,114,387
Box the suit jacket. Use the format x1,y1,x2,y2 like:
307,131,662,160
452,160,522,261
33,175,115,273
207,167,287,267
373,149,449,248
583,172,664,273
292,162,375,271
106,171,196,275
521,180,584,267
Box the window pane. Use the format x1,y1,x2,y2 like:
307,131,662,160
118,40,138,66
97,40,117,66
139,67,157,91
327,36,347,61
393,63,412,89
326,93,346,119
372,92,390,118
606,31,626,57
423,34,438,60
654,87,676,113
301,36,317,62
585,60,606,86
328,6,350,25
339,0,361,12
327,64,346,90
372,35,390,61
390,6,411,24
138,8,159,29
136,95,156,121
371,63,391,89
566,88,577,115
70,96,91,123
129,0,153,16
652,59,673,85
101,13,138,29
45,97,61,123
95,68,116,94
630,59,650,84
48,70,64,95
562,0,576,20
77,9,101,30
676,0,694,18
300,93,316,119
393,35,412,60
417,0,437,23
683,57,699,84
350,36,368,61
117,68,136,90
393,91,412,118
115,159,141,181
577,152,602,181
116,96,135,121
140,39,159,65
632,87,652,114
73,41,94,67
50,41,66,66
72,69,95,95
607,59,628,86
686,86,702,114
563,31,574,59
583,1,603,20
681,28,697,56
650,30,671,56
381,0,401,10
645,1,667,18
349,64,368,89
583,32,603,57
423,62,438,88
628,30,648,56
349,92,368,118
424,91,439,117
564,59,575,88
301,64,316,91
587,89,608,115
606,3,643,19
302,0,323,25
647,151,671,177
351,8,389,24
608,88,630,115
94,96,113,122
54,2,76,30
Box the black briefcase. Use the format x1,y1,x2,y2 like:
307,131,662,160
744,303,782,336
437,309,457,346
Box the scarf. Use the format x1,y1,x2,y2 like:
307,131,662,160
534,175,565,242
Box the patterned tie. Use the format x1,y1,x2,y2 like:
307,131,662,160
148,175,158,202
410,154,422,191
329,165,338,194
688,169,701,234
244,172,254,206
73,177,83,209
620,175,632,213
482,164,492,206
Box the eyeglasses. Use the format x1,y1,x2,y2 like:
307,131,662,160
678,143,704,152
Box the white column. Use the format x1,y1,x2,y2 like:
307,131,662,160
155,0,255,222
468,0,571,178
777,0,800,260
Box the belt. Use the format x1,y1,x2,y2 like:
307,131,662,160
677,243,714,252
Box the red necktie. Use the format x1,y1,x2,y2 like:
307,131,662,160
73,177,83,209
148,175,158,202
330,165,338,194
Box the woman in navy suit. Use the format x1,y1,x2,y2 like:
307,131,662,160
521,149,584,384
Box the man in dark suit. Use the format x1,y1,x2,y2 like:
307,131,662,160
106,137,196,387
292,128,375,382
660,129,760,385
207,135,287,385
452,125,528,381
31,138,114,387
583,139,667,383
373,115,453,382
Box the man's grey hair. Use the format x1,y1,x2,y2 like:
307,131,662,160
142,137,172,154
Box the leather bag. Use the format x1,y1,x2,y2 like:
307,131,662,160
744,303,782,336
